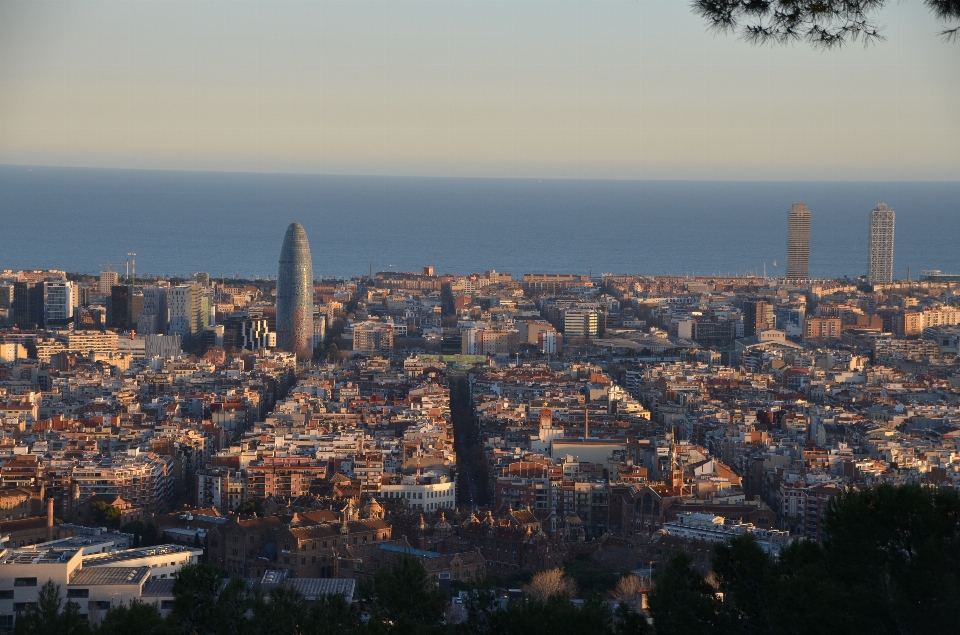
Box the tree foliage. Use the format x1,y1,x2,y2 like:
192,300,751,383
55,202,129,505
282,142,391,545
89,502,121,529
693,0,960,48
367,554,448,634
17,486,955,635
563,553,618,596
648,483,960,635
13,581,89,635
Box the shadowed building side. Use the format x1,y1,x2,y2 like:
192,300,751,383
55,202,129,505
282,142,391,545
786,203,810,281
276,222,314,358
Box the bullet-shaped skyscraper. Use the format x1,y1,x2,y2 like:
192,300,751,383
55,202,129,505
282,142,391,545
786,203,811,281
867,203,895,286
276,222,314,357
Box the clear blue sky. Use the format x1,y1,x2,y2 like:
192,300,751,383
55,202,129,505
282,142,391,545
1,0,957,180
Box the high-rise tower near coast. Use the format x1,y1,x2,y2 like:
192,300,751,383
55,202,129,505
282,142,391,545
867,203,895,286
276,222,314,357
786,203,811,281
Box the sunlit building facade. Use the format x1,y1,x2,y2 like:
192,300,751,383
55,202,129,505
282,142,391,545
867,203,895,286
276,222,314,358
786,203,810,281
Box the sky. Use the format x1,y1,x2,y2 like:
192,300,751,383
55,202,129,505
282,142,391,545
1,0,958,181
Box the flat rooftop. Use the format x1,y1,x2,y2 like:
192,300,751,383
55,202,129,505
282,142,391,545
0,548,77,566
69,566,150,586
82,544,198,566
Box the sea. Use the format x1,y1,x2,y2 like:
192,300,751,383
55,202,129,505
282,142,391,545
1,165,957,282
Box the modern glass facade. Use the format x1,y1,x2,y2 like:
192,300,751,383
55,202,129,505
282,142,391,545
276,222,314,357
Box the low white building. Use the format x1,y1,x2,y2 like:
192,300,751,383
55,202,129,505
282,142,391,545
0,542,202,628
80,544,203,581
661,512,792,556
380,471,456,512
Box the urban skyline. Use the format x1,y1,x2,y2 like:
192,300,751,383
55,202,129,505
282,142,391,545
1,1,959,633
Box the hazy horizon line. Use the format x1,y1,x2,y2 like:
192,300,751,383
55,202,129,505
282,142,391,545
3,162,959,185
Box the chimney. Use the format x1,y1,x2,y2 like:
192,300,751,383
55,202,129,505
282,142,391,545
46,498,55,542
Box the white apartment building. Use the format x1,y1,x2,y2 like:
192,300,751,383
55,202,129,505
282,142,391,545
65,332,119,355
380,472,456,512
564,309,599,339
661,512,792,556
168,284,200,340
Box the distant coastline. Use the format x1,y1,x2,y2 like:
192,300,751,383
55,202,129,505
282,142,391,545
2,165,958,281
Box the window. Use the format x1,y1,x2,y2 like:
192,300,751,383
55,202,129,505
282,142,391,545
13,603,36,613
67,589,89,599
311,556,317,564
0,590,12,599
161,601,175,610
14,578,36,587
89,601,111,611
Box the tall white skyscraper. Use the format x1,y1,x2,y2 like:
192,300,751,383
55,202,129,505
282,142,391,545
168,284,200,340
867,203,895,286
786,203,811,281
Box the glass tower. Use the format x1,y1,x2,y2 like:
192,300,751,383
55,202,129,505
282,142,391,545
276,222,314,358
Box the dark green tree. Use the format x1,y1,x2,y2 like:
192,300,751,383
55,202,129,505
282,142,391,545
209,576,255,635
479,593,613,635
121,521,147,548
96,600,170,635
13,580,89,635
612,601,651,635
142,523,159,547
818,483,960,635
368,555,447,634
563,553,618,596
250,584,306,635
235,499,263,516
302,592,364,635
167,563,223,635
90,502,122,529
647,552,725,635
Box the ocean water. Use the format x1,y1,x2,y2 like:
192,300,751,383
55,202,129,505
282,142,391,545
1,165,957,281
